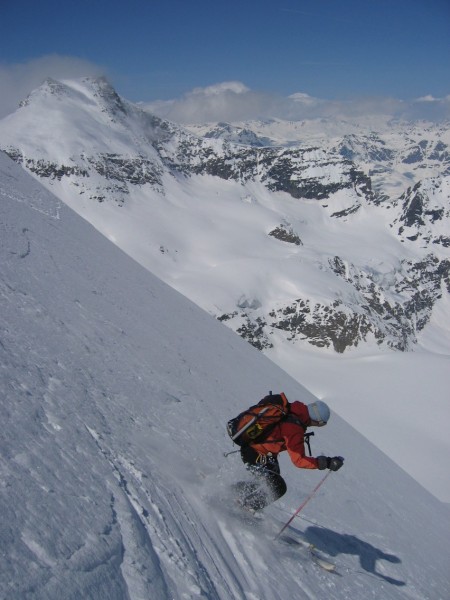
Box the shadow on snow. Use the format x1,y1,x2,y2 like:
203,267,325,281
303,526,405,586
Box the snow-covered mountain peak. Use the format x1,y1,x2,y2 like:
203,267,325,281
19,75,124,112
1,76,170,191
202,121,274,147
19,76,72,106
61,75,130,121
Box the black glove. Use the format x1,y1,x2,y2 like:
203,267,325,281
328,456,344,471
316,456,344,471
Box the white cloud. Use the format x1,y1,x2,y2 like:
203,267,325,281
416,95,438,102
191,81,250,96
142,81,281,124
0,55,105,119
143,82,450,125
288,92,319,106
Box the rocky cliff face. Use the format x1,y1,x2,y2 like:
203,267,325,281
395,178,450,247
1,77,449,354
218,253,450,353
156,136,376,203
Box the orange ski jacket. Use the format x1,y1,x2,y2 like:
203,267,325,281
249,401,319,469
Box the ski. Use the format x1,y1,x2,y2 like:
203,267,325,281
309,546,336,572
278,534,336,572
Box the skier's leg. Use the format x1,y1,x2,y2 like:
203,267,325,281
264,470,287,502
236,450,287,511
236,469,287,510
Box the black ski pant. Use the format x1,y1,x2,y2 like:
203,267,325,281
237,446,287,510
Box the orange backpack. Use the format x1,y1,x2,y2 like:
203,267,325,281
227,392,290,447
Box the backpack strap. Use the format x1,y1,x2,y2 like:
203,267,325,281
284,416,315,457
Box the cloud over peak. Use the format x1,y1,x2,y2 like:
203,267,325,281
0,55,105,119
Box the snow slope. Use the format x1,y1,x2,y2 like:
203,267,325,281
1,151,449,599
1,77,449,506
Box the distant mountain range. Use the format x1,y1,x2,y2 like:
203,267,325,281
1,76,449,356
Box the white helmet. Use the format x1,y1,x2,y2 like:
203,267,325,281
307,400,331,424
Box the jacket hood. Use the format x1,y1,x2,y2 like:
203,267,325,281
289,401,311,425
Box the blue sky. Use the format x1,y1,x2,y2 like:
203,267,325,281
1,0,449,120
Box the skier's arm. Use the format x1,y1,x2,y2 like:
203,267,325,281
284,427,319,469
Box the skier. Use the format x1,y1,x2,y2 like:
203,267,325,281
234,399,344,511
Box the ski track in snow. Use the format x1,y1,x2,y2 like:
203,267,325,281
84,426,246,600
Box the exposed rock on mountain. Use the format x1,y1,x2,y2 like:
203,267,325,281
395,177,450,247
268,224,303,245
219,254,450,353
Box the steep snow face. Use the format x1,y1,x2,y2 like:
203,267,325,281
2,150,450,600
1,78,449,504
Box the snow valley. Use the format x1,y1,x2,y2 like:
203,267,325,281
2,147,450,599
1,77,449,504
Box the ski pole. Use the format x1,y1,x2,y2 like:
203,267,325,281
274,470,332,539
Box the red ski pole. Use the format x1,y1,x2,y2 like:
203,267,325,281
274,470,332,539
